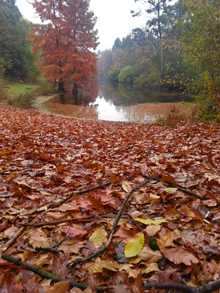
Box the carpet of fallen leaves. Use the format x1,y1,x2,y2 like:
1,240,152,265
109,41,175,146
0,103,220,293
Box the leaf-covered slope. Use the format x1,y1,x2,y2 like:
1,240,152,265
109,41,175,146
0,104,220,292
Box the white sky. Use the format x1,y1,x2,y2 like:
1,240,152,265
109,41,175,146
16,0,148,52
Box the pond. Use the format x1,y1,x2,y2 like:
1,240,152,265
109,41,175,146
44,79,194,123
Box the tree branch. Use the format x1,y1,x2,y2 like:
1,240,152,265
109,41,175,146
67,178,150,267
1,254,113,292
149,173,206,200
20,215,95,228
1,217,31,252
144,279,220,293
48,181,111,209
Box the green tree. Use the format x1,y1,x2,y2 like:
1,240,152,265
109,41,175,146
0,0,38,80
118,65,135,83
132,0,172,72
180,0,220,113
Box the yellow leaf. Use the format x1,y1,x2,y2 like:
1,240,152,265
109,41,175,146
89,227,107,248
164,188,178,193
124,232,144,258
88,257,120,274
135,218,167,225
46,281,70,293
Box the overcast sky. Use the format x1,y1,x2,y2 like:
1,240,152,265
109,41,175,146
16,0,147,52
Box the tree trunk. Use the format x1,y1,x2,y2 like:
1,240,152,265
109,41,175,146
72,82,78,94
157,3,163,73
72,83,78,105
58,81,66,92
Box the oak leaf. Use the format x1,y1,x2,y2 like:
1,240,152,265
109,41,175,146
89,227,107,248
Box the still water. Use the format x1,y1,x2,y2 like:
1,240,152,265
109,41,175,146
44,80,193,123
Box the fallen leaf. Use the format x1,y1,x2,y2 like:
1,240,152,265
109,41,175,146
135,217,167,225
161,247,199,265
122,181,132,193
164,187,178,193
89,227,107,248
46,281,70,293
124,232,144,258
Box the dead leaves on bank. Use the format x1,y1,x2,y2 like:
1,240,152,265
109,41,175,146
0,104,220,292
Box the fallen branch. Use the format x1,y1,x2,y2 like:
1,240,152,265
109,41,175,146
106,178,150,246
1,254,113,292
20,214,95,228
1,217,31,252
4,254,220,293
35,246,58,254
144,279,220,293
68,178,150,267
149,173,206,200
48,181,111,209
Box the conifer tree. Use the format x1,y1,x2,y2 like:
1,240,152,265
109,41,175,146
28,0,99,92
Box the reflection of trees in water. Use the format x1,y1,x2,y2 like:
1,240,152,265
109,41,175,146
58,80,187,107
47,80,192,122
45,98,98,119
100,81,190,106
121,105,158,123
120,103,190,123
118,83,134,101
56,80,99,105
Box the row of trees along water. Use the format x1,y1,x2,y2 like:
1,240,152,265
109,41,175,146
0,0,219,115
98,0,220,114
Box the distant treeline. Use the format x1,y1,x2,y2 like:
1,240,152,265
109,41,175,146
98,0,220,113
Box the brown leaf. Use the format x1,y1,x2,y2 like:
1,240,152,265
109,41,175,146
161,247,199,265
46,281,70,293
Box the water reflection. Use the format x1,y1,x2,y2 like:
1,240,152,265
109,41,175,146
44,80,193,123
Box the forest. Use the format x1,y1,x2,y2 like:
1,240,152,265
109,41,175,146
98,0,220,116
0,1,220,293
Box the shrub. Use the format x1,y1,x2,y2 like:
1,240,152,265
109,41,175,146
8,92,35,108
118,66,135,84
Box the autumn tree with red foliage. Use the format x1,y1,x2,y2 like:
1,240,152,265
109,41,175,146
28,0,99,92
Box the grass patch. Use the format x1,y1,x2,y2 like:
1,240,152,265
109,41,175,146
8,92,35,108
4,83,38,97
1,79,57,108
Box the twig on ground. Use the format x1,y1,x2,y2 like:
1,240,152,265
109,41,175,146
1,217,31,252
144,280,220,293
67,178,150,267
48,181,111,209
20,214,95,228
149,173,206,200
3,254,220,293
1,254,112,292
35,246,58,254
106,178,150,247
52,234,70,249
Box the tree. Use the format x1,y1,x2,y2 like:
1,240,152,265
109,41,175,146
28,0,99,93
132,0,172,72
118,65,135,83
0,0,38,80
179,0,220,113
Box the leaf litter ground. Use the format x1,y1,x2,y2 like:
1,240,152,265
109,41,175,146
0,103,220,293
